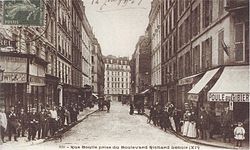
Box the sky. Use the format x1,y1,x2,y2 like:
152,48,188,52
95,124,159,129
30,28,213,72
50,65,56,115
84,0,152,57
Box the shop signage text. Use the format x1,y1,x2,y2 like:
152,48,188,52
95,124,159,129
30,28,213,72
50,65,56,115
178,78,194,85
29,75,45,85
1,72,26,83
208,93,249,102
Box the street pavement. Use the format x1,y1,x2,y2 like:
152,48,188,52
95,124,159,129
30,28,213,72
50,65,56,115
1,101,224,150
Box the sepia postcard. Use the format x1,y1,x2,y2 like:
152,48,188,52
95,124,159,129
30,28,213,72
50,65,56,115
0,0,249,150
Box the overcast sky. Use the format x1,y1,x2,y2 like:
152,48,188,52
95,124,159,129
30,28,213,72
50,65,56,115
84,0,152,57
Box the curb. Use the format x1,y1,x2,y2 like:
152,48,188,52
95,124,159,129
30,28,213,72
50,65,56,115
43,109,99,142
143,113,237,149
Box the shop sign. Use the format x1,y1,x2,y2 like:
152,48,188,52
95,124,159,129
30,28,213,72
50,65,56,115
3,0,44,26
0,72,26,83
208,93,249,102
29,75,45,86
178,78,194,85
188,94,199,101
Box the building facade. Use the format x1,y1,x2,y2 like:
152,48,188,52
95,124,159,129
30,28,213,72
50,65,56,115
91,37,105,96
104,55,131,101
0,0,98,111
159,0,249,123
161,0,178,105
149,0,162,103
134,35,151,94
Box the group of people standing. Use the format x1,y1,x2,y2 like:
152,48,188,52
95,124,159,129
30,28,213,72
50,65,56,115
147,102,246,147
0,103,80,143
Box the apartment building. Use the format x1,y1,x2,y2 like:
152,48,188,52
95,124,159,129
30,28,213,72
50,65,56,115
104,55,131,101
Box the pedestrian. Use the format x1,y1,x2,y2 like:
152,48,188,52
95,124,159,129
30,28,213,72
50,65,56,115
129,103,134,115
49,106,58,136
64,106,71,126
234,122,245,147
221,107,233,142
57,106,65,128
7,106,19,141
17,108,27,137
168,104,176,132
28,108,39,141
208,108,216,139
197,107,209,140
187,110,197,138
173,109,181,133
0,108,7,143
161,107,170,132
182,110,191,136
38,108,49,139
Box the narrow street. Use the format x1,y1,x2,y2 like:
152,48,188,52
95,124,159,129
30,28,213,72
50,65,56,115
4,101,220,150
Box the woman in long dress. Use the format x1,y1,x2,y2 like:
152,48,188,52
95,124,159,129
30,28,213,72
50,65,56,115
187,111,197,138
182,110,191,136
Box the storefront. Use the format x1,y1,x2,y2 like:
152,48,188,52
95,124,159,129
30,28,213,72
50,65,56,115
207,65,249,123
187,67,221,109
0,52,47,112
177,73,203,110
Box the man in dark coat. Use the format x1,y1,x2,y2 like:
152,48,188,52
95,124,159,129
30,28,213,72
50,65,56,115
221,107,233,142
28,108,39,141
57,106,65,128
17,108,27,137
38,108,49,139
7,106,19,141
198,107,210,140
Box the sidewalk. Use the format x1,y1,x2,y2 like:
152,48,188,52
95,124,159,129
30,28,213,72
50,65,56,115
1,106,98,147
143,109,249,150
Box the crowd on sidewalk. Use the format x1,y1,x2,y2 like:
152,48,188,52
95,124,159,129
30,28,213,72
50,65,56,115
0,103,81,144
146,102,248,147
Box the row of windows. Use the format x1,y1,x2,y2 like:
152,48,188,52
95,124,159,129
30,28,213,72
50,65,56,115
105,59,128,65
106,71,130,76
106,82,130,88
106,89,130,95
106,77,129,82
106,64,130,70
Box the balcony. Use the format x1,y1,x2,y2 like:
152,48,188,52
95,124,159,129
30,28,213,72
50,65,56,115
225,0,249,12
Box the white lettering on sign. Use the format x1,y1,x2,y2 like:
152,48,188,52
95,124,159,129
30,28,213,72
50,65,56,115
0,72,26,83
208,93,250,102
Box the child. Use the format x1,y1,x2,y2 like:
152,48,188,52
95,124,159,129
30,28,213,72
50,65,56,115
234,122,245,147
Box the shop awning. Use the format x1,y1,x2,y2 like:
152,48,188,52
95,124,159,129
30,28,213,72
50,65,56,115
188,68,220,95
178,73,203,85
208,66,250,102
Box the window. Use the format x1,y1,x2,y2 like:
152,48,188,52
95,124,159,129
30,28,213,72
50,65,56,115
193,45,201,74
192,5,200,37
179,0,184,16
185,51,191,76
235,23,244,61
202,37,212,70
218,0,224,17
203,0,213,28
178,56,184,78
218,30,224,65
